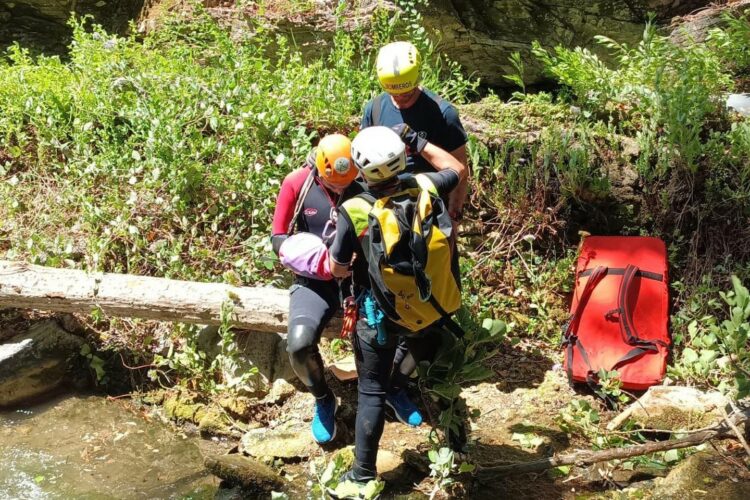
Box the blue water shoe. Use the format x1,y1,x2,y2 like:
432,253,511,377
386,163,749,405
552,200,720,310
385,388,423,427
311,393,338,444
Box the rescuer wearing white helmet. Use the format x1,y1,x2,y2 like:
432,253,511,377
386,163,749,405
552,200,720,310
361,40,471,432
326,126,467,490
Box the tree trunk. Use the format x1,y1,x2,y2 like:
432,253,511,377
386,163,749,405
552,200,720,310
0,260,342,336
477,407,750,480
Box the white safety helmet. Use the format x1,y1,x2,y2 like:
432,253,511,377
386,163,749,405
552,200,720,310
351,126,407,184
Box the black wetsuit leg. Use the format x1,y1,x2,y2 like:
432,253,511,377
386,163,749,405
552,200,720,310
351,321,397,481
286,278,340,398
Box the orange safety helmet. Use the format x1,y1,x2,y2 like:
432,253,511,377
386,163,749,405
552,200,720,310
315,134,357,188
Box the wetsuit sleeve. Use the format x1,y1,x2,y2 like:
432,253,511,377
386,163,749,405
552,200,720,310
329,208,357,266
360,99,374,129
440,103,468,153
271,173,300,237
423,170,460,197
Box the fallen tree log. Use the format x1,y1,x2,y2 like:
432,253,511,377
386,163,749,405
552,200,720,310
477,406,750,480
0,260,341,336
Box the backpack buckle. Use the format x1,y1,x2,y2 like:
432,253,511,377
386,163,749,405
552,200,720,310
605,308,622,321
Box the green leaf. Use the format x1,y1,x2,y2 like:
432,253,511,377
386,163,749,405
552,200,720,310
361,479,385,499
460,363,493,383
458,462,476,473
319,459,337,486
682,347,698,364
430,383,461,400
334,481,362,498
556,465,571,475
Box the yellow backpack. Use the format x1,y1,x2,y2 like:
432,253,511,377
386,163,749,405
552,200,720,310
341,174,461,332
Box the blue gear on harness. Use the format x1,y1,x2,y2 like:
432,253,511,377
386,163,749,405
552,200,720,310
363,292,387,345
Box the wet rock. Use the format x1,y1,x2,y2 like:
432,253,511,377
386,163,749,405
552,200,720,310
163,389,234,436
607,386,729,432
240,420,316,460
163,389,206,422
204,454,285,494
0,320,84,408
140,389,166,406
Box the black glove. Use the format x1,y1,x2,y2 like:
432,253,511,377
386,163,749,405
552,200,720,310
271,234,288,256
391,123,427,155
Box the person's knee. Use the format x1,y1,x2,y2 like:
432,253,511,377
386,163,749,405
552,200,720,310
286,324,319,356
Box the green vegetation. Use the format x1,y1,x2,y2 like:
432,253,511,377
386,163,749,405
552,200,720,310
1,2,750,495
0,2,473,285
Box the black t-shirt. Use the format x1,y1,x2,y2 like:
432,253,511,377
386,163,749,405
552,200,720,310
361,88,468,174
329,170,460,289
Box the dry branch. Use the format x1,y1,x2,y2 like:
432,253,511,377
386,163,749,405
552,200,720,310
0,260,341,336
477,407,750,480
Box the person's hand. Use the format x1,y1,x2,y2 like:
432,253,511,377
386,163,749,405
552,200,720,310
391,123,427,155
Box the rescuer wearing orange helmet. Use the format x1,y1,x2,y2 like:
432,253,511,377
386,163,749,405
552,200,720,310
270,134,362,444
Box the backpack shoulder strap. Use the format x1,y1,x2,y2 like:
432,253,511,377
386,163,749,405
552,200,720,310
287,166,316,235
341,195,375,238
370,93,385,126
414,173,438,196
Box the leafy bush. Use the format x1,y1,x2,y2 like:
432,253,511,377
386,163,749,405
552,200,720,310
671,276,750,398
533,20,733,175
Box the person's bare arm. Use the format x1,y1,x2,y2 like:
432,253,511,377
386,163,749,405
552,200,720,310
420,142,467,183
447,144,468,219
330,255,352,278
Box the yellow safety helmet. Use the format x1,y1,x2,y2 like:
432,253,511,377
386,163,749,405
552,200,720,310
315,134,357,188
376,41,421,95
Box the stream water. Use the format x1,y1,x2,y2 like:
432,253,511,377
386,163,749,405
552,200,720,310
0,394,220,499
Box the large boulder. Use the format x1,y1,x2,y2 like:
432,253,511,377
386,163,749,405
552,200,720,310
651,452,750,499
0,320,84,407
239,419,317,460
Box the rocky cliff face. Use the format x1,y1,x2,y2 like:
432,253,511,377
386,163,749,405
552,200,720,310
0,0,144,54
420,0,711,86
2,0,711,86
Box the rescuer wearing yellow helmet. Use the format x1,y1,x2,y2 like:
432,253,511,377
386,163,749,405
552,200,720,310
361,41,470,432
363,41,468,220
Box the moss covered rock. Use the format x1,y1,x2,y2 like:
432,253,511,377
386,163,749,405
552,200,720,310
204,454,285,494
